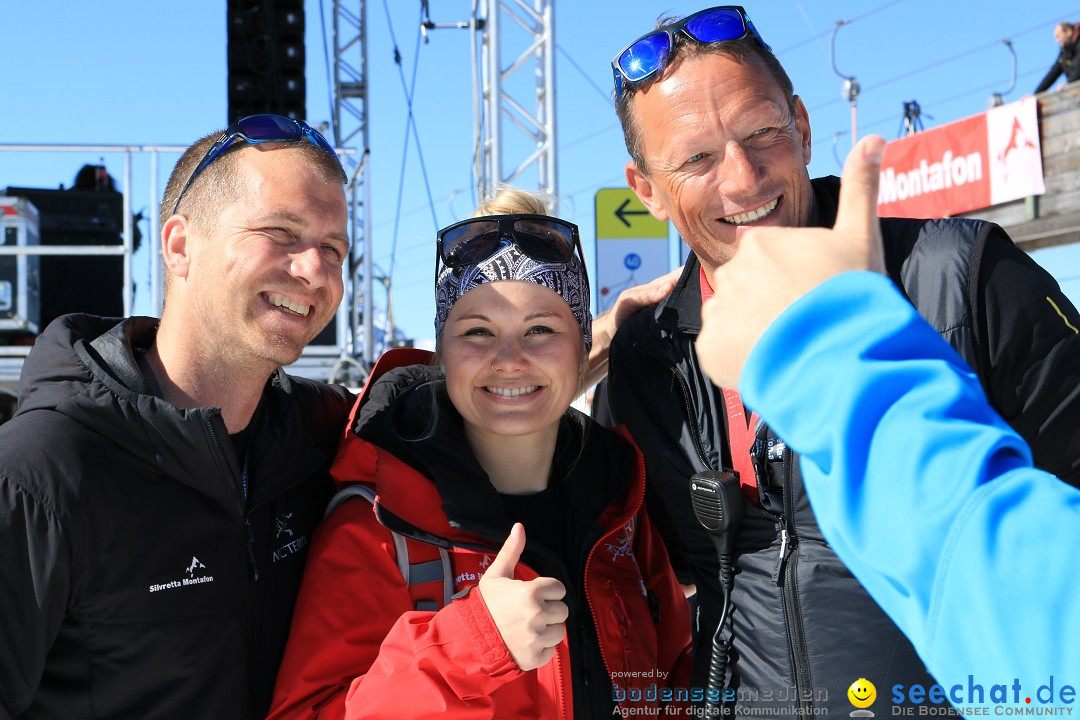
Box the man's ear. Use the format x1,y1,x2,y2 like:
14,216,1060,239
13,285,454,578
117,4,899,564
794,95,812,166
625,160,670,222
161,214,193,280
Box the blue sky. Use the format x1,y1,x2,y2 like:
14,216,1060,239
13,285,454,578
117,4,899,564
2,0,1078,349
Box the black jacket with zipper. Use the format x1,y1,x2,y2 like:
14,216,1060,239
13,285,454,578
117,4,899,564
1036,26,1080,93
0,314,352,719
606,176,1080,715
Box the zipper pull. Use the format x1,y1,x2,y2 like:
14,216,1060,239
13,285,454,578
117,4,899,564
772,521,790,585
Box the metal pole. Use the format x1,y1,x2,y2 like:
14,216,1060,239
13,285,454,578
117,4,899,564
487,1,501,198
471,0,483,202
122,150,133,317
0,247,128,256
149,151,161,316
851,103,857,149
360,0,374,365
830,21,859,152
332,0,371,368
361,160,374,364
989,39,1016,108
542,0,556,198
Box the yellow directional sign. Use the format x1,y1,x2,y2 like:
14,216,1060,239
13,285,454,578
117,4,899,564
595,188,668,238
594,188,671,314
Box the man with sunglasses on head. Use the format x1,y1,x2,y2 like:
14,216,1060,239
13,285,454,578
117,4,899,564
602,6,1080,716
0,115,355,719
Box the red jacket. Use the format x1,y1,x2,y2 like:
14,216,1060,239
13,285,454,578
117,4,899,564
268,351,692,719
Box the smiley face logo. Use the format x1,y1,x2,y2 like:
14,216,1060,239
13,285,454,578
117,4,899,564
848,678,877,709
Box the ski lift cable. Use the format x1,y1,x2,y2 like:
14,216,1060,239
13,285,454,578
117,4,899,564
556,43,614,108
775,0,912,55
807,11,1078,114
381,0,441,307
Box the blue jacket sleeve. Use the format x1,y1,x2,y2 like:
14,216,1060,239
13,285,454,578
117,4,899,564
738,271,1080,704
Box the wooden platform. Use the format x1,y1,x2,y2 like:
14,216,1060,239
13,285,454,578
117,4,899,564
959,82,1080,250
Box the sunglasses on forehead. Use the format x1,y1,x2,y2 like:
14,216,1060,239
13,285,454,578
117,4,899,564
435,214,586,286
171,114,347,216
612,5,769,100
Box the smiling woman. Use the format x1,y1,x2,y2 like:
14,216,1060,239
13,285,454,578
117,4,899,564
441,280,586,486
265,189,694,720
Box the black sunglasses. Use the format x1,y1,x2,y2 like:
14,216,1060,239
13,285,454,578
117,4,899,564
612,6,769,100
171,114,347,216
435,214,586,286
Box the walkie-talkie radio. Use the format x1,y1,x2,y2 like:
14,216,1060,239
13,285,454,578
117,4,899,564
689,470,744,715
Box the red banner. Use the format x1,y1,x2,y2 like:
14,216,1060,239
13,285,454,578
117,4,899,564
877,96,1045,218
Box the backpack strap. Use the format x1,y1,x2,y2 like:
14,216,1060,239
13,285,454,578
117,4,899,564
325,485,453,611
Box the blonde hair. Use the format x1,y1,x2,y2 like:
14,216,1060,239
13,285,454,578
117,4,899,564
473,186,555,217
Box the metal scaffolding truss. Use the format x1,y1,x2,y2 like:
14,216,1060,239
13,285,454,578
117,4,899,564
330,0,557,369
473,0,557,202
331,0,375,369
422,0,556,201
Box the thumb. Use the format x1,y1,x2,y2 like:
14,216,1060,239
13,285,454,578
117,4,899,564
834,135,885,237
485,522,525,579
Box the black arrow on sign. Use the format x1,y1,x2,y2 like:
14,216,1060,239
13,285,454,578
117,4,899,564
615,197,650,228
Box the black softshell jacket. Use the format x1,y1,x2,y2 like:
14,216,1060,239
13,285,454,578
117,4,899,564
0,315,352,719
607,176,1080,716
1036,27,1080,93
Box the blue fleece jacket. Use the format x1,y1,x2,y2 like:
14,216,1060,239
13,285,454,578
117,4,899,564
740,271,1080,710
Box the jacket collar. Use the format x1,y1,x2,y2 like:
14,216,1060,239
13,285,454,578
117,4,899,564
370,413,643,565
349,355,642,552
655,253,706,336
812,175,842,227
20,313,324,508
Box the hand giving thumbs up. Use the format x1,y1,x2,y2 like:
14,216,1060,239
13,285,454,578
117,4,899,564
477,523,569,671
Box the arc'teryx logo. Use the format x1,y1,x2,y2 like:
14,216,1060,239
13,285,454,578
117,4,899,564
275,513,295,539
149,556,215,594
272,512,309,563
606,519,636,562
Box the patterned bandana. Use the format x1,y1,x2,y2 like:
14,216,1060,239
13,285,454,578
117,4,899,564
435,243,592,349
